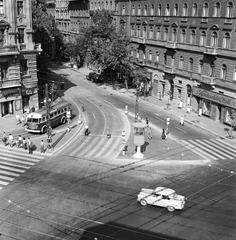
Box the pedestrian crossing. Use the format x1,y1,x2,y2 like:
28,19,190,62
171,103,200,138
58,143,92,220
0,148,44,191
180,138,236,160
62,135,123,159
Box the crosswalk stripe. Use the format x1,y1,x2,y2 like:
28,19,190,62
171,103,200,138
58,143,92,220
69,137,90,156
188,140,224,159
197,139,234,159
211,139,236,152
0,152,40,163
0,148,44,159
0,175,15,181
0,165,25,173
103,137,121,159
216,138,236,150
93,137,115,158
0,180,9,186
0,170,20,177
86,137,106,158
0,156,35,166
181,140,218,160
0,161,30,169
79,137,100,156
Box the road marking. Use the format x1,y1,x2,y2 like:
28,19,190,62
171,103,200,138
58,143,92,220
85,137,106,157
102,137,121,159
0,165,25,173
93,113,95,118
0,170,20,177
93,138,115,158
79,137,100,156
0,180,9,186
154,116,164,122
175,126,187,133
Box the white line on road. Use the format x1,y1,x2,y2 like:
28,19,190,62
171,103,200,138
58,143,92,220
175,126,187,133
155,116,164,122
93,113,95,118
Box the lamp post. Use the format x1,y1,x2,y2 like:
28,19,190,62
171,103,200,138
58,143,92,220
44,83,52,149
135,82,140,122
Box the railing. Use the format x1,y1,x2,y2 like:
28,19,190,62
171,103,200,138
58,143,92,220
0,45,19,54
0,80,21,88
166,41,177,49
204,46,217,55
164,66,176,74
200,75,215,85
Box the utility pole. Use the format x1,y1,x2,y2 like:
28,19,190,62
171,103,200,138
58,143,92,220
45,83,52,149
135,83,140,122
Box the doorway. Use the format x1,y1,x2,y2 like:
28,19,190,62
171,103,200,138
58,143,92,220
1,101,13,116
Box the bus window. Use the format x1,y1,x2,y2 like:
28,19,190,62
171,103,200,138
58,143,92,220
39,118,41,123
42,117,45,122
32,118,39,123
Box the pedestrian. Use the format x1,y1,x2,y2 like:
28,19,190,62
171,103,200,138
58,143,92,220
178,100,183,109
22,137,27,150
146,117,149,127
2,132,7,146
16,114,20,125
28,138,33,154
27,137,31,149
186,105,190,114
107,128,111,139
180,116,184,126
121,130,126,143
85,125,89,136
17,135,23,147
21,115,25,127
9,134,13,148
198,107,202,117
40,140,44,153
161,129,166,140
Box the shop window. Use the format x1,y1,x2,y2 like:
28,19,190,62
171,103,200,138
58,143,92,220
221,64,227,79
18,28,24,43
0,62,8,80
17,1,24,15
0,0,3,14
173,4,178,16
21,59,28,75
202,100,211,116
192,3,198,16
214,2,221,17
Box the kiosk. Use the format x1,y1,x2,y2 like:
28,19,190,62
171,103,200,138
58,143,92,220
133,122,146,158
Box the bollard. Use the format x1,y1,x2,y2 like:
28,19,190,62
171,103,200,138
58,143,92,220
122,145,126,156
78,114,82,124
125,105,128,114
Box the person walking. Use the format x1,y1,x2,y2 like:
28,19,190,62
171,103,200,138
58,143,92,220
16,114,20,125
85,125,89,136
21,115,25,127
2,132,7,146
161,129,166,140
17,135,23,148
9,134,13,149
40,140,44,153
180,116,184,126
28,138,33,154
23,137,27,150
198,107,202,117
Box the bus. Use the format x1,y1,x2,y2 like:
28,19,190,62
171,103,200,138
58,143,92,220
25,100,72,133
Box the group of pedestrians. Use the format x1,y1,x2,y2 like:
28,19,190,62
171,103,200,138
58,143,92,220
16,114,26,127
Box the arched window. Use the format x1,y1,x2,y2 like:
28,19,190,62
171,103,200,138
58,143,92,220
179,56,184,69
200,31,207,45
173,4,178,16
171,56,175,67
211,31,218,47
122,5,125,15
183,3,188,16
214,2,221,17
163,53,167,65
143,26,147,38
143,50,146,60
149,50,152,61
233,67,236,80
192,3,198,16
137,50,139,59
172,28,177,42
165,4,170,16
221,64,227,79
202,2,209,17
151,4,154,16
156,27,161,39
149,26,154,38
156,51,159,62
190,30,196,44
209,63,215,77
132,5,135,15
198,60,203,73
138,5,141,15
158,4,162,16
144,5,148,15
180,29,186,43
131,25,135,36
223,32,230,48
164,28,168,41
189,58,193,71
137,25,141,37
226,2,233,17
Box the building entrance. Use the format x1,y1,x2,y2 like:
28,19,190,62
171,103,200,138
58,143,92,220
1,101,13,116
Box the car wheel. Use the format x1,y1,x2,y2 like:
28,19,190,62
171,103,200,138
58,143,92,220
140,199,147,206
167,206,175,212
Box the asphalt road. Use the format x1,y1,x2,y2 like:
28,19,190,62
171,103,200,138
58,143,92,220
0,67,235,240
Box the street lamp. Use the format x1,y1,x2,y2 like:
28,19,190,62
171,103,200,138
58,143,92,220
44,83,52,149
135,82,140,122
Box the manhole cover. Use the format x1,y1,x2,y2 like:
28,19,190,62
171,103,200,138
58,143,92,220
192,120,200,123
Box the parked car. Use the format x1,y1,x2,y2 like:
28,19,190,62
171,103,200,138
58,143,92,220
137,186,186,212
86,72,103,82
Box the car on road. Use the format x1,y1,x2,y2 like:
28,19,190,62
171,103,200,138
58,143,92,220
86,72,103,83
137,186,186,212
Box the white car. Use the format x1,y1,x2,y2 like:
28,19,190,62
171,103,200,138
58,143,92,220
137,187,186,212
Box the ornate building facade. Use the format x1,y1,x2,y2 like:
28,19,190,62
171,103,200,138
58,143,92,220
0,0,41,117
116,0,236,124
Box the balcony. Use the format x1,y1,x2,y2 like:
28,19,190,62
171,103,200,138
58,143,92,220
145,38,166,47
164,17,169,22
166,41,177,49
0,45,19,55
214,78,236,91
200,75,215,85
164,66,176,74
177,43,205,53
0,79,21,89
204,46,217,55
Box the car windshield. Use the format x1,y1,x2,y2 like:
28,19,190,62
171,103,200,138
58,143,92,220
27,118,39,123
169,192,178,199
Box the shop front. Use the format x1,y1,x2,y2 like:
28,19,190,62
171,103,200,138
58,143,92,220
21,87,39,113
192,87,236,124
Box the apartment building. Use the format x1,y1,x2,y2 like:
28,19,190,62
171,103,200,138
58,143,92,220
0,0,41,117
116,0,236,124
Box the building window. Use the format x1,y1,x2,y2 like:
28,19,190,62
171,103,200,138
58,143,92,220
21,60,28,75
211,31,218,47
149,26,154,39
180,29,186,43
164,28,168,41
0,62,8,80
165,4,170,16
200,31,207,45
198,60,203,73
179,56,184,69
202,2,209,17
172,28,177,42
156,51,159,62
226,2,233,17
163,53,167,65
137,50,139,59
18,28,24,43
171,56,175,67
0,29,4,47
189,58,193,71
156,27,161,39
144,5,147,15
137,25,141,37
209,63,215,77
183,3,188,16
214,2,221,17
221,64,227,79
143,50,146,60
149,50,152,61
138,5,141,15
151,5,154,16
17,1,24,15
122,5,125,15
223,32,230,48
158,4,162,16
192,3,198,16
143,26,147,38
190,30,196,44
132,5,135,15
173,4,178,16
131,25,135,36
0,0,3,14
233,67,236,80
